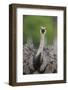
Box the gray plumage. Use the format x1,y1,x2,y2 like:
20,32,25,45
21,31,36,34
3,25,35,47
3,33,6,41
23,39,57,74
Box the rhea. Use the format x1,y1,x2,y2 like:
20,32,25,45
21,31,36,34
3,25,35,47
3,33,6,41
33,26,46,72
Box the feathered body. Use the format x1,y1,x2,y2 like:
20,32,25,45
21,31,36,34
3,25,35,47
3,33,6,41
23,26,57,74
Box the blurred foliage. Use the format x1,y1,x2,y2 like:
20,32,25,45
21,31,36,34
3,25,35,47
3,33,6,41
23,15,57,48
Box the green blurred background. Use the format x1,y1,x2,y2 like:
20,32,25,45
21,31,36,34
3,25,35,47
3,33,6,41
23,15,57,48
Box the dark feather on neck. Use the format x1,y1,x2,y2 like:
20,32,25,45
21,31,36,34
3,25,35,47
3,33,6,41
33,53,42,70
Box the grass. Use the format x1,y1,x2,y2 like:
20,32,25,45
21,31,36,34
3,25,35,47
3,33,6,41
23,15,57,48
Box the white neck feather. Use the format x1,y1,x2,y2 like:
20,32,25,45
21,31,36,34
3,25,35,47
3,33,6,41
36,34,45,56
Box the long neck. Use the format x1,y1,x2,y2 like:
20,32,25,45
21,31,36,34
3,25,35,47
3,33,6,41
36,34,45,56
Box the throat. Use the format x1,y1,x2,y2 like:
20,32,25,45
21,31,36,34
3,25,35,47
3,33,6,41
36,34,45,56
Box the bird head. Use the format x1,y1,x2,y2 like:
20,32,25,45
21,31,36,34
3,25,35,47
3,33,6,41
40,26,46,35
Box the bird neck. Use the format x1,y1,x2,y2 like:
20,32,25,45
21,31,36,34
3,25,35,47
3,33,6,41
36,34,45,56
